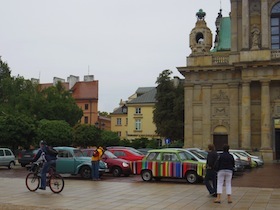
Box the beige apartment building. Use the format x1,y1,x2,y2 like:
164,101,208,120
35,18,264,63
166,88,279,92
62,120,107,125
178,1,280,161
111,87,160,140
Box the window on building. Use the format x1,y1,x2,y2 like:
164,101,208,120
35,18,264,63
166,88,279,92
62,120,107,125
84,116,88,124
135,119,141,131
135,107,141,114
84,104,89,110
117,118,122,125
271,2,280,49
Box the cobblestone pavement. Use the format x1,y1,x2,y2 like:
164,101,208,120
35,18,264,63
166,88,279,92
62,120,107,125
0,163,280,210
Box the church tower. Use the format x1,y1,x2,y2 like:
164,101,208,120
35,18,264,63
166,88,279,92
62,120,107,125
178,1,280,162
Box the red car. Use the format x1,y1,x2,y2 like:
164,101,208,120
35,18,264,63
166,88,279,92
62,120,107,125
82,149,131,177
107,147,145,161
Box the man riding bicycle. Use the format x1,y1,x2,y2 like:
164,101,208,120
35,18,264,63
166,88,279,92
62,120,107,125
31,140,58,190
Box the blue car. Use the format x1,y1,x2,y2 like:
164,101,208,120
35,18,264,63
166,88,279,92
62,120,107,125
54,147,108,179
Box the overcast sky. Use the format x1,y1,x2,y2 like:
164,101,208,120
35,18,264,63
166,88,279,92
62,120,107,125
0,0,230,113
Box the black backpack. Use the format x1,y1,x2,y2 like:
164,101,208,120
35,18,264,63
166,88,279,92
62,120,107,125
46,146,58,157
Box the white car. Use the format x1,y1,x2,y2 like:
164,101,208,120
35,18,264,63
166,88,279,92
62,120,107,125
229,149,264,167
0,148,16,169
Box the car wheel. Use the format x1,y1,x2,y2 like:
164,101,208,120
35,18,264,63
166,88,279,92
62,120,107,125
8,161,15,169
112,167,122,177
80,166,91,179
186,171,198,184
141,170,152,181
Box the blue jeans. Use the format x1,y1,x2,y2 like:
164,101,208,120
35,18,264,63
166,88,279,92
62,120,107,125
41,160,56,189
91,161,99,180
204,169,217,194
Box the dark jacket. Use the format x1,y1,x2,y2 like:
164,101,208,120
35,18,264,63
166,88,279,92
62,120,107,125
206,150,218,169
33,146,57,162
218,151,234,171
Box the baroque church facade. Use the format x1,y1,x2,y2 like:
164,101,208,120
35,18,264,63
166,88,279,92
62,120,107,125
178,0,280,161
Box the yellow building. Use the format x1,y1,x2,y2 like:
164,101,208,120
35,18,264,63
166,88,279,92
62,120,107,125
178,1,280,161
111,87,160,140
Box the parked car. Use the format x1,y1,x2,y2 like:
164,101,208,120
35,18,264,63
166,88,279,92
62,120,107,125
107,146,145,155
107,147,145,161
130,148,206,184
54,147,108,179
137,148,153,155
185,148,207,163
229,149,264,167
0,148,16,169
18,149,39,167
82,149,131,177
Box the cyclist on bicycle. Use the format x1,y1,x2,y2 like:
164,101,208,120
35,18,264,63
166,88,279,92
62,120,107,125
31,140,57,190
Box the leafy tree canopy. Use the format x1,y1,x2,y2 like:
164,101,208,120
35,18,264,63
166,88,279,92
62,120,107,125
153,69,184,142
36,119,73,146
72,124,101,148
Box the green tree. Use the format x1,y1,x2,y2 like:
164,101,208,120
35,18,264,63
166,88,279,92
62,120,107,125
153,69,184,142
73,124,101,148
0,113,36,150
35,82,83,126
36,119,73,146
100,130,120,147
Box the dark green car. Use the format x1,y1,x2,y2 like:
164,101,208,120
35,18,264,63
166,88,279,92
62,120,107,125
54,147,108,179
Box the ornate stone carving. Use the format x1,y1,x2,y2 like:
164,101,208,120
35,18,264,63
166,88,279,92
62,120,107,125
212,106,228,117
251,25,260,50
212,90,229,101
250,0,261,15
212,119,230,133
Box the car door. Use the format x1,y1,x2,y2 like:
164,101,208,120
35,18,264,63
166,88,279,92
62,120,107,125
56,150,75,174
160,152,181,178
4,149,14,164
0,149,5,166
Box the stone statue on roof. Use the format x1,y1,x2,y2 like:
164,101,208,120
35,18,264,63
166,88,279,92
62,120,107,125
196,9,206,20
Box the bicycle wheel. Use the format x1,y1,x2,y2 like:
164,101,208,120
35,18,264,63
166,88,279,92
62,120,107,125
26,172,40,192
49,173,64,193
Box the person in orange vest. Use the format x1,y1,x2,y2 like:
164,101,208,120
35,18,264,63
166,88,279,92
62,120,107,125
91,146,104,181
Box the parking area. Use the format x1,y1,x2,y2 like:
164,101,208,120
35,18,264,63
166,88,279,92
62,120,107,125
0,163,280,209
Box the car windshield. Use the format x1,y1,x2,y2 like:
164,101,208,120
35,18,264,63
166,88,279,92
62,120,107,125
104,150,117,158
190,150,207,160
73,149,85,157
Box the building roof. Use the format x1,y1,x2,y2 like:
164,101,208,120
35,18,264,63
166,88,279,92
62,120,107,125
212,17,231,52
71,81,98,100
111,106,123,114
128,87,157,104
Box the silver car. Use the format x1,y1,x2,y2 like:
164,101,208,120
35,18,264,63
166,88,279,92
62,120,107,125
0,148,16,169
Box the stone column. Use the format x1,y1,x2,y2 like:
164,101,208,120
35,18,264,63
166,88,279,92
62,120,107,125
261,0,269,49
242,0,250,50
231,0,238,51
202,84,212,149
241,81,251,149
185,84,194,148
229,83,239,148
261,80,272,149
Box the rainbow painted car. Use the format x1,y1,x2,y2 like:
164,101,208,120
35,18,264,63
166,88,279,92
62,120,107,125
130,148,206,184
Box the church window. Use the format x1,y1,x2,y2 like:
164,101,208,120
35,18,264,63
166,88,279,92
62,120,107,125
271,2,280,49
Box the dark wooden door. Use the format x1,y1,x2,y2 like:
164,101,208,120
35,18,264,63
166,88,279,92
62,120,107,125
213,135,228,151
275,129,280,160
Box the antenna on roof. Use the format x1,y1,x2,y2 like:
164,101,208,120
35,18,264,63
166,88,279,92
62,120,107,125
220,0,222,10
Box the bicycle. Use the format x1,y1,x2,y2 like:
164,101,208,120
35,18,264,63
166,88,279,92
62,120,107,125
25,161,64,193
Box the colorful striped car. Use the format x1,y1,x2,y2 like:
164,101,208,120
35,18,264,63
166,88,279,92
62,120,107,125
130,148,206,184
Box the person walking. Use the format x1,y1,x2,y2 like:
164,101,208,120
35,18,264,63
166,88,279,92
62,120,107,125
91,146,104,181
204,144,218,197
214,144,235,204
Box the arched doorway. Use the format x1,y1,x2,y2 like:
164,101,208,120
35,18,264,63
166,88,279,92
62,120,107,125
213,126,228,151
